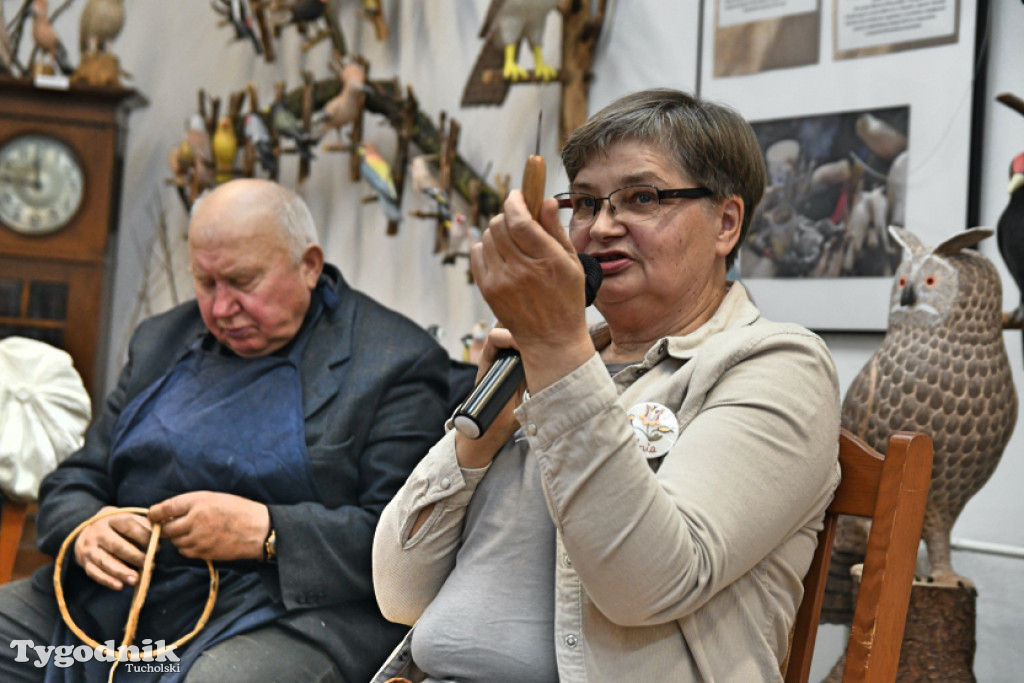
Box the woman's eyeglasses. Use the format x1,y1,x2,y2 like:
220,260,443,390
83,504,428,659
555,185,712,228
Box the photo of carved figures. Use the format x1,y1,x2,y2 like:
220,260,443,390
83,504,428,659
738,105,909,280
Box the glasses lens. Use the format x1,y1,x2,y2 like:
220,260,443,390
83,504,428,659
610,186,660,222
556,193,597,227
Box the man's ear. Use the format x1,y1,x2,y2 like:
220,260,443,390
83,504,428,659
715,197,744,258
301,244,325,289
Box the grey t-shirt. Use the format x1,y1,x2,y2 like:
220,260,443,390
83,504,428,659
409,364,631,682
410,432,559,682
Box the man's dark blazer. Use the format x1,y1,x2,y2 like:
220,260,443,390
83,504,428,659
32,264,450,681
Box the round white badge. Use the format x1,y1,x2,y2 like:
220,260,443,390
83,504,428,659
628,402,679,458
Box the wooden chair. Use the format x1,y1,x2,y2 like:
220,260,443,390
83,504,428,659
784,428,933,683
0,497,29,585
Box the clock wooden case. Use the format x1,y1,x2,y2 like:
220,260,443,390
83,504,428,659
0,78,141,401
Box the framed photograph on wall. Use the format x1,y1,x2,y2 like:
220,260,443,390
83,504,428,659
698,0,981,331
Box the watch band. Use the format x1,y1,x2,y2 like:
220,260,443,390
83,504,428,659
263,527,277,563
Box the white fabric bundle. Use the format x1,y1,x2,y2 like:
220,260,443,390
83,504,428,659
0,337,91,502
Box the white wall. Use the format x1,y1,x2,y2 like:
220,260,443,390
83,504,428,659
11,0,1020,678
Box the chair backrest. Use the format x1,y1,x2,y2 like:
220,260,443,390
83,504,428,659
0,498,29,585
784,428,933,683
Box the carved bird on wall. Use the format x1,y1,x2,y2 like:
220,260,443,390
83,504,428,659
481,0,560,81
461,0,561,106
312,61,366,139
840,226,1017,591
79,0,125,54
997,151,1024,327
212,116,239,184
243,112,277,177
358,141,402,225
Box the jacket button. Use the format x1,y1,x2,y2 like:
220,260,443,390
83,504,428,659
525,423,538,436
563,554,572,568
565,634,578,648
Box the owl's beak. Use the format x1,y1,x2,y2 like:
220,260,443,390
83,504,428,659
900,282,917,307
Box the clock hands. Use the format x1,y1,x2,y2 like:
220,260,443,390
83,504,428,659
0,145,43,190
32,146,42,190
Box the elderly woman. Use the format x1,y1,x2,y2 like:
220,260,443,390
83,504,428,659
371,89,840,682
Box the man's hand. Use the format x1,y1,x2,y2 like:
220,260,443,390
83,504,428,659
148,491,271,562
73,506,153,591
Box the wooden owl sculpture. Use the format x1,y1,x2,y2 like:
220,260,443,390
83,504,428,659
842,226,1017,588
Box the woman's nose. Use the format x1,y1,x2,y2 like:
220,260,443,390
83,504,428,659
588,201,626,240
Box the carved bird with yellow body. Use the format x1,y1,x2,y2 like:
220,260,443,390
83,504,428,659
212,116,239,184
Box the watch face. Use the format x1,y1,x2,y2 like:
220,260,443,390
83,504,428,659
0,134,85,235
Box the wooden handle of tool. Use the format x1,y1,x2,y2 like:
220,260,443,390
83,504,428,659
522,154,546,220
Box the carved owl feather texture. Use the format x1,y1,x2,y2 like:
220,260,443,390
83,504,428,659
840,226,1017,589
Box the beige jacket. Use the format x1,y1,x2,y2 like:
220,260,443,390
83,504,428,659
372,282,841,682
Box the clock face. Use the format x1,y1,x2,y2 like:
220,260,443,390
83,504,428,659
0,134,85,235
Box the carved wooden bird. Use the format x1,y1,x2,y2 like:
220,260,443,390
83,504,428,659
79,0,125,54
312,61,366,139
480,0,559,81
410,155,452,225
270,97,317,161
841,226,1017,589
997,151,1024,326
212,116,238,184
461,0,560,106
271,0,326,28
211,0,264,55
243,112,277,176
31,0,74,75
357,141,402,225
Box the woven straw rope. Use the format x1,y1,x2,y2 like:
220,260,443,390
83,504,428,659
53,507,219,664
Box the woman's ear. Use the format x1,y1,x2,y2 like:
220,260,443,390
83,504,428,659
715,197,744,258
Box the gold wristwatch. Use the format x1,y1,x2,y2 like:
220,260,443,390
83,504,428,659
263,527,277,563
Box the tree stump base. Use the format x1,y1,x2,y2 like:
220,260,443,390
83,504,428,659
821,568,977,682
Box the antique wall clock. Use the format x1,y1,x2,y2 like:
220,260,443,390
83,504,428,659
0,77,142,402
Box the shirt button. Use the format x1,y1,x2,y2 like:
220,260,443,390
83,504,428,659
525,424,538,436
439,477,451,490
565,634,578,648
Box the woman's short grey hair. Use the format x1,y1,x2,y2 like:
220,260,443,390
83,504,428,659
560,89,766,269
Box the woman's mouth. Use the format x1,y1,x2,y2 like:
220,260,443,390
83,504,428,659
593,252,632,275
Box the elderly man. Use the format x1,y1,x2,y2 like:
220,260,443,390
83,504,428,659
0,179,449,682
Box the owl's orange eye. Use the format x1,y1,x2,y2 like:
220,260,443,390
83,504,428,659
898,276,907,288
925,275,937,286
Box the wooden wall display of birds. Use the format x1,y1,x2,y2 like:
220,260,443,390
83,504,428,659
841,226,1017,589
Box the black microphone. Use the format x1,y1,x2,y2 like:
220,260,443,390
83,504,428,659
452,253,603,439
